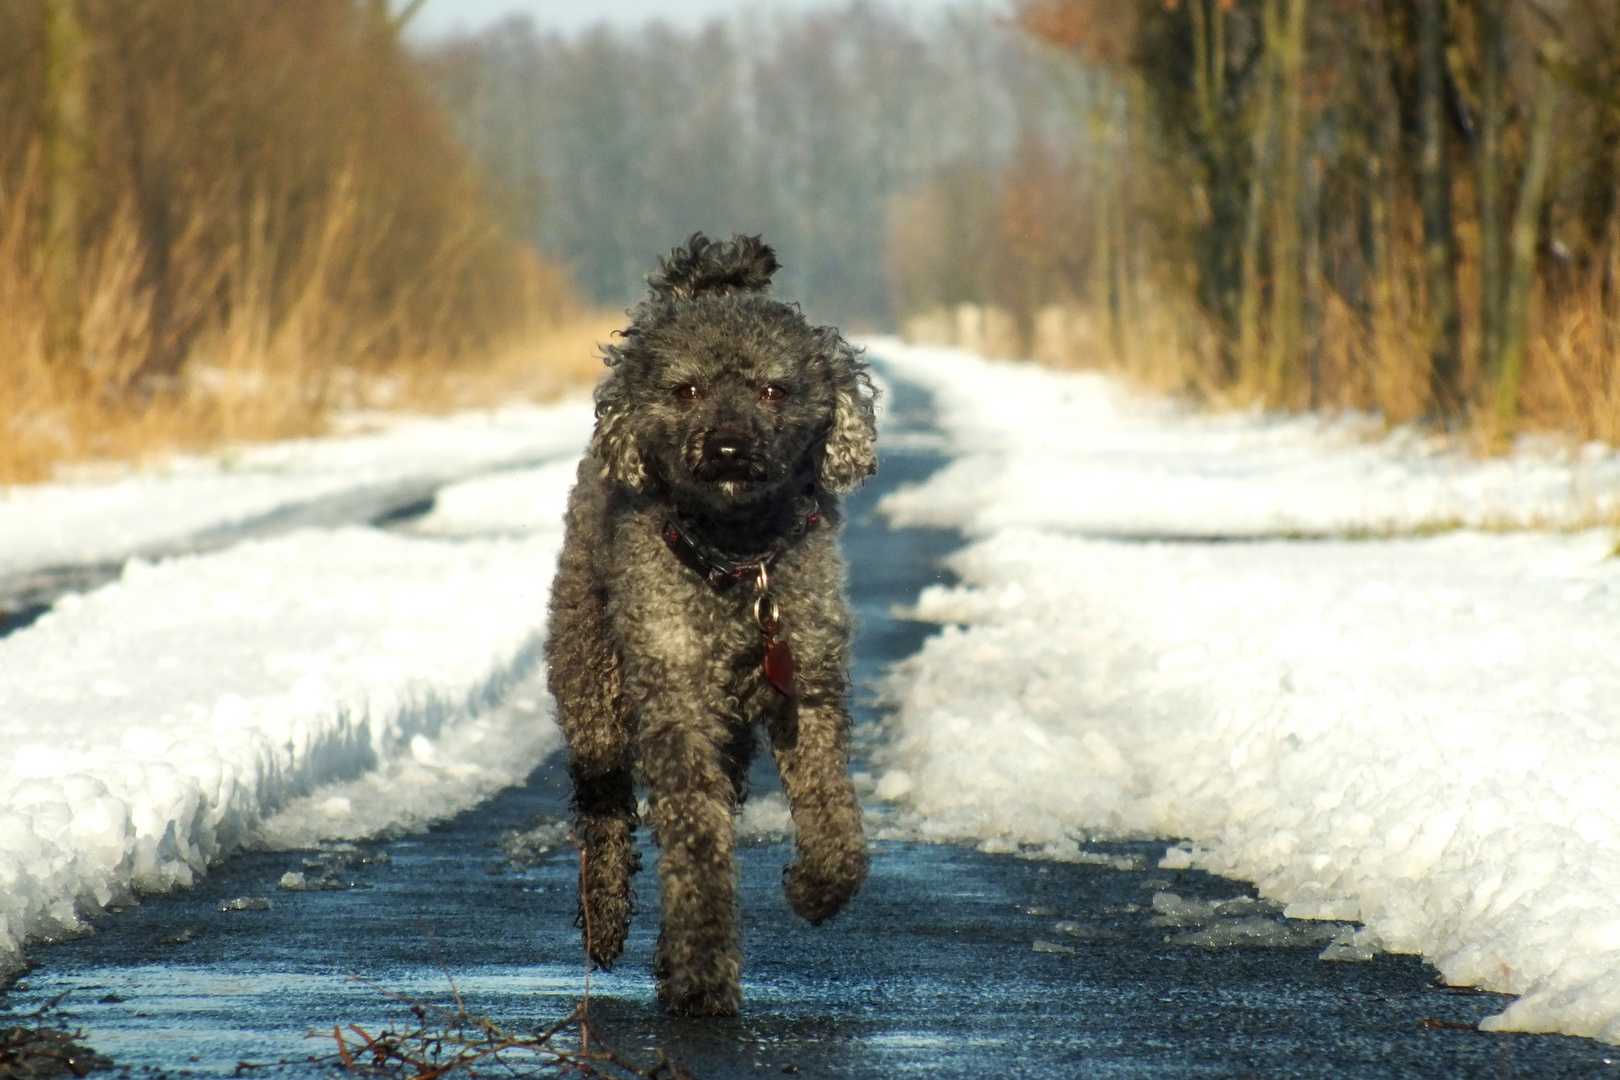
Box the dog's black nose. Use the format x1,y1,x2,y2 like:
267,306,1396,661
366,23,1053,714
697,432,762,483
706,435,753,462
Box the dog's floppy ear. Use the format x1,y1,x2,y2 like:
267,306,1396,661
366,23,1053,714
817,335,878,493
589,356,649,491
648,233,779,302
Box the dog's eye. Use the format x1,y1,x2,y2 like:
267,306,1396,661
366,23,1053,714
760,385,788,403
674,384,703,402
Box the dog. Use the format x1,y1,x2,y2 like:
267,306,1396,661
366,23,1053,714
545,233,876,1016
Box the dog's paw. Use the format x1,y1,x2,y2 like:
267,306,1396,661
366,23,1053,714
782,852,866,925
585,921,628,970
578,890,633,968
653,931,742,1017
657,979,742,1018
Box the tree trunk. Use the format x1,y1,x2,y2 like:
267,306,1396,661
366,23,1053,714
42,0,90,365
1265,0,1308,404
1304,151,1324,407
1366,2,1401,393
1191,0,1244,360
1238,0,1280,387
1415,0,1460,416
1495,42,1562,431
1117,79,1150,369
1087,87,1122,362
1475,0,1508,385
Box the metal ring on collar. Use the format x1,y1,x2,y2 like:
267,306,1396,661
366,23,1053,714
753,592,780,632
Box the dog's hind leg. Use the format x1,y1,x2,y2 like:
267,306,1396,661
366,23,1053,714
639,706,745,1017
769,697,868,925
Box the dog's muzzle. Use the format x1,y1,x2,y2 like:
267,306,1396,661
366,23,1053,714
694,433,767,483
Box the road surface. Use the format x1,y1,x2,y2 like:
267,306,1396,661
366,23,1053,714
3,373,1613,1078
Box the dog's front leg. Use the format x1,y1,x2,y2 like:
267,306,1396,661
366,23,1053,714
554,639,638,971
548,501,640,969
769,694,868,926
570,762,639,969
638,685,744,1017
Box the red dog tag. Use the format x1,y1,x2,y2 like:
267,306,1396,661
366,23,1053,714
764,638,795,697
753,580,795,697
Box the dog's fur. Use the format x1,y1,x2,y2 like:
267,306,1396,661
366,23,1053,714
545,233,876,1017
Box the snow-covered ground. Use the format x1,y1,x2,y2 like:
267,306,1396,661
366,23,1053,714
869,340,1620,1042
879,345,1620,538
0,404,595,576
9,337,1620,1047
0,404,590,979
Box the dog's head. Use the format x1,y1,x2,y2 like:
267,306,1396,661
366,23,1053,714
590,233,877,510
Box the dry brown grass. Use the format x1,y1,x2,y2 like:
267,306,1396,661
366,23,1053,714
0,306,614,485
0,0,601,486
381,310,620,416
909,207,1620,457
0,171,609,485
1519,240,1620,446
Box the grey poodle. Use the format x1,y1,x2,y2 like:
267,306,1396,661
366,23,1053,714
545,233,877,1016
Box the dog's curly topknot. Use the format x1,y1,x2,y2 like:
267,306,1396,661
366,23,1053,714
646,232,780,302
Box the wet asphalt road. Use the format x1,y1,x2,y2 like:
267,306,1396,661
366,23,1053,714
4,373,1619,1078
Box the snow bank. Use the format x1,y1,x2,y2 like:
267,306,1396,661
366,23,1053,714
870,340,1620,1041
876,343,1620,538
408,459,582,538
0,401,594,575
0,505,575,975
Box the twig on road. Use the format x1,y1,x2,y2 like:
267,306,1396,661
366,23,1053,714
0,991,114,1076
236,898,701,1080
314,991,698,1079
1419,1018,1481,1032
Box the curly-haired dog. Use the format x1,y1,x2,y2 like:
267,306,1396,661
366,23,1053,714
546,233,876,1017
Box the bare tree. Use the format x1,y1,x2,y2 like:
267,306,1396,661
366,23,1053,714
1495,37,1562,428
1415,0,1460,415
1474,0,1508,385
42,0,90,363
1265,0,1308,402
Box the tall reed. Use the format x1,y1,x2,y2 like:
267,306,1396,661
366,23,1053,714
0,0,597,484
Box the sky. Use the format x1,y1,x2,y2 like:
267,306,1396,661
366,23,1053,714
407,0,966,39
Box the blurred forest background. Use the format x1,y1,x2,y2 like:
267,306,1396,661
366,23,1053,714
422,5,1084,328
3,0,1619,481
427,0,1620,445
998,0,1620,443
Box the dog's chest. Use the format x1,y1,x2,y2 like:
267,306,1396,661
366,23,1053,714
607,523,787,666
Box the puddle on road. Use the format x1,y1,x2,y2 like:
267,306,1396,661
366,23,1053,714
4,368,1615,1079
